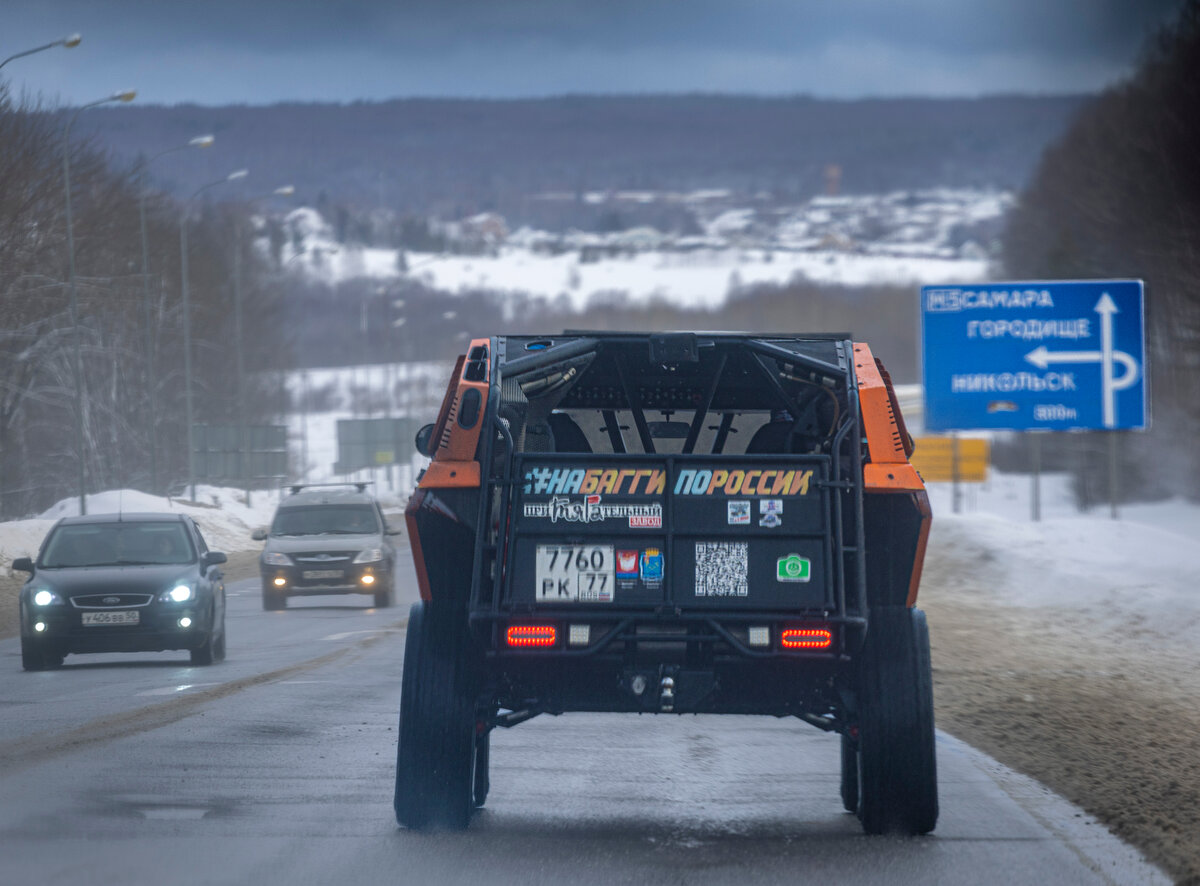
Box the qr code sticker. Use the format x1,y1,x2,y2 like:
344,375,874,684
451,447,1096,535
694,542,748,597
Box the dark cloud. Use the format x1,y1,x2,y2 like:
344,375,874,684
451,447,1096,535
1,0,1185,104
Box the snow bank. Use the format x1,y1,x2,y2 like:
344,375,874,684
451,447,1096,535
1,486,281,572
925,472,1200,648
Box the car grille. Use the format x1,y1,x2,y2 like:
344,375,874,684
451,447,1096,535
72,594,155,609
293,552,355,564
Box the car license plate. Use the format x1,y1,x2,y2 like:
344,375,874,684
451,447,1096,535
303,569,343,580
535,545,614,602
82,610,139,626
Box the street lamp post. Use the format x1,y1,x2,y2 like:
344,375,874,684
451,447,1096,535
181,169,248,501
282,244,336,481
137,135,214,494
234,185,293,504
0,33,81,70
62,89,136,515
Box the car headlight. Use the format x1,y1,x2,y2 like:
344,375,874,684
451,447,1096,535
353,548,384,564
32,589,63,607
263,552,294,566
159,584,195,603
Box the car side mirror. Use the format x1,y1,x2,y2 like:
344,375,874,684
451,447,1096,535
415,423,435,457
251,528,268,541
386,524,403,536
202,551,227,568
12,556,34,573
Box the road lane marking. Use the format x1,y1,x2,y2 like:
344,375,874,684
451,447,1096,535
0,617,407,775
136,683,219,697
320,629,403,641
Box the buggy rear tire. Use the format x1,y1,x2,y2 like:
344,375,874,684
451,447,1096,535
856,607,938,835
839,733,859,813
394,601,476,830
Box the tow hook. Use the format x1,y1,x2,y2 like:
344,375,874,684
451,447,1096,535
660,675,675,712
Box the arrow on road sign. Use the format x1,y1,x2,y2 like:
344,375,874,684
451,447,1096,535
1023,293,1139,428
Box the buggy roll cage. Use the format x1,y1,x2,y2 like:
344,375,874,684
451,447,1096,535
459,333,869,657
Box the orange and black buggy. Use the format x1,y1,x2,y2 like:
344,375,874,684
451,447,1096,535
396,332,935,835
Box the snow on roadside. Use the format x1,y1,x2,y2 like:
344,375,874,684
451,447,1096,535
2,486,281,571
925,472,1200,648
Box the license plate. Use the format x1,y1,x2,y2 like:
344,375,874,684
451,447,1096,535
535,545,614,603
303,569,344,580
82,610,140,626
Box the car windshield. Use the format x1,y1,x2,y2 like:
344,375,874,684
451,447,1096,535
41,522,195,568
271,504,380,536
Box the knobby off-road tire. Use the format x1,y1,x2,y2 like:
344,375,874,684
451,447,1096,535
856,606,938,835
394,601,478,830
840,733,859,813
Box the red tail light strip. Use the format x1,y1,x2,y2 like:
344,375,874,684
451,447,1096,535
781,628,833,649
506,625,557,647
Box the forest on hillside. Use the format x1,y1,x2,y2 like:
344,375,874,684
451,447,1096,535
75,94,1086,230
1001,0,1200,501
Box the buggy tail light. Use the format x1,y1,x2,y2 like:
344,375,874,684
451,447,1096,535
506,625,557,648
781,627,833,649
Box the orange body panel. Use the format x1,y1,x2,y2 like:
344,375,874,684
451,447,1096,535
409,340,492,601
906,490,933,607
404,492,433,602
855,342,932,606
862,462,924,491
418,338,491,491
854,343,910,468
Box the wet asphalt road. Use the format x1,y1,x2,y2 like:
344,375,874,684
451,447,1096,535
0,562,1167,885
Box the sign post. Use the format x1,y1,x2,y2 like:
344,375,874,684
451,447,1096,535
921,280,1147,520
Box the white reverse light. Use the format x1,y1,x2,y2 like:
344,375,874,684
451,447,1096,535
568,624,590,646
748,626,770,647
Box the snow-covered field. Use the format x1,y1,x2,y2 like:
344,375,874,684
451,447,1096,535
278,188,1002,311
390,247,987,312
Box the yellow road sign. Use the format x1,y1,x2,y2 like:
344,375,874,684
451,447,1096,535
910,437,990,483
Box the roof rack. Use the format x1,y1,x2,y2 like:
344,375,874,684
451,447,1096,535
285,481,374,496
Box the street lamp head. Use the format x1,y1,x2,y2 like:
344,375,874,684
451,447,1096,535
274,185,295,196
189,135,215,148
227,169,249,182
63,33,83,49
113,90,137,103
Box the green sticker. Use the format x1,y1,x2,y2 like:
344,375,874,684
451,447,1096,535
776,554,811,582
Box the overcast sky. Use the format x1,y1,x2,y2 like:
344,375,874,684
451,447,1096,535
1,0,1183,106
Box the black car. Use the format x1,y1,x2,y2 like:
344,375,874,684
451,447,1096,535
15,513,228,671
253,483,399,610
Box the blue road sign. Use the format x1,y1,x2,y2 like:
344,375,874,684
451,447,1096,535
921,280,1147,431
